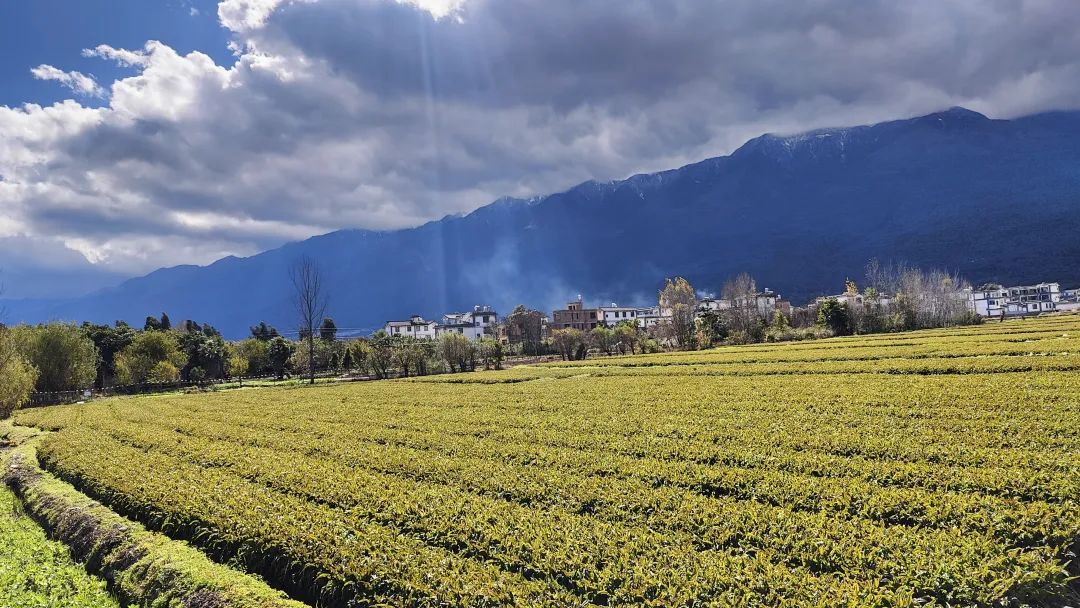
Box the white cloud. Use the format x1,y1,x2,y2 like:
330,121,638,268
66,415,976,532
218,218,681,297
397,0,465,19
30,65,104,97
4,0,1080,283
217,0,290,31
82,44,150,67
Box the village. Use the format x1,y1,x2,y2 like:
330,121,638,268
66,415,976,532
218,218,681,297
384,279,1080,348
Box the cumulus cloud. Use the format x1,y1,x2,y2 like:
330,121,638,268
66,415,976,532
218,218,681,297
4,0,1080,280
30,65,104,97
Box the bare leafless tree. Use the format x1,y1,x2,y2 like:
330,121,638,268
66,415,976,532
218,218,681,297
289,256,328,385
864,259,973,330
721,272,761,337
659,277,698,350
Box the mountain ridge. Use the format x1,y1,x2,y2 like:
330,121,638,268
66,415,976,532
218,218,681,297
5,106,1080,338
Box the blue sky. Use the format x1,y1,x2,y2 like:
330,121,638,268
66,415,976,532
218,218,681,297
0,1,230,108
3,0,1080,299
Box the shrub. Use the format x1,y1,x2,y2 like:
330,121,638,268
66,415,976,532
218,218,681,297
13,323,98,392
115,332,187,385
0,354,38,419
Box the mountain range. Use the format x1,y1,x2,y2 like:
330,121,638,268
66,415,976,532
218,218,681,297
4,106,1080,338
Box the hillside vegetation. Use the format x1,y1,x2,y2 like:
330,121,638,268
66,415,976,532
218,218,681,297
13,315,1080,607
10,108,1080,337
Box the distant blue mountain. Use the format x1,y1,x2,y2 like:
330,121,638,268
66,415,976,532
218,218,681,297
6,107,1080,338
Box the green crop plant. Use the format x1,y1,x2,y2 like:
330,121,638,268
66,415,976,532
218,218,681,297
14,315,1080,607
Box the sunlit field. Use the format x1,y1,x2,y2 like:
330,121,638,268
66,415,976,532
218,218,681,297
15,315,1080,607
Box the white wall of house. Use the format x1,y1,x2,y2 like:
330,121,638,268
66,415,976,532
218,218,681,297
969,283,1060,317
702,290,786,318
443,306,498,339
435,324,485,340
385,315,439,339
598,305,642,327
637,306,667,329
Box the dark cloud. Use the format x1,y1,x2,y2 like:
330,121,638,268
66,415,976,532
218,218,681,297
3,0,1080,280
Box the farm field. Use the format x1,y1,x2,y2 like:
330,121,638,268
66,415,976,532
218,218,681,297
12,315,1080,607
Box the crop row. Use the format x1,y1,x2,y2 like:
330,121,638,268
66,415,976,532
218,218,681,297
95,418,1080,550
23,372,1080,494
541,334,1080,368
36,426,1072,607
35,428,959,607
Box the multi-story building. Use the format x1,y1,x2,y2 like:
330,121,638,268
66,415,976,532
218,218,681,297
552,297,600,331
384,315,438,339
597,303,651,327
636,306,668,329
969,282,1060,317
497,312,550,346
439,305,499,340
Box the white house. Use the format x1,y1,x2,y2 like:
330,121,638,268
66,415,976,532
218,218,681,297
438,305,499,340
702,289,791,318
1059,287,1080,312
598,303,647,327
969,282,1061,317
814,289,893,310
384,315,438,339
636,306,668,329
699,298,731,312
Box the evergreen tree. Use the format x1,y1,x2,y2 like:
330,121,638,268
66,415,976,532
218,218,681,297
250,322,280,341
320,317,338,341
267,337,294,380
816,299,852,336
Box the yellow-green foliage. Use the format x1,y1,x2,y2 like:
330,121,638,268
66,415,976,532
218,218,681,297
1,439,306,608
15,315,1080,607
0,328,39,419
114,330,187,384
0,354,37,419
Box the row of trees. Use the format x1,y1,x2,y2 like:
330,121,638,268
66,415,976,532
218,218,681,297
550,323,662,361
0,318,230,394
0,315,511,419
230,331,507,381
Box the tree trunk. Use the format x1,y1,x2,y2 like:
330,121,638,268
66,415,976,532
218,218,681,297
308,336,315,385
